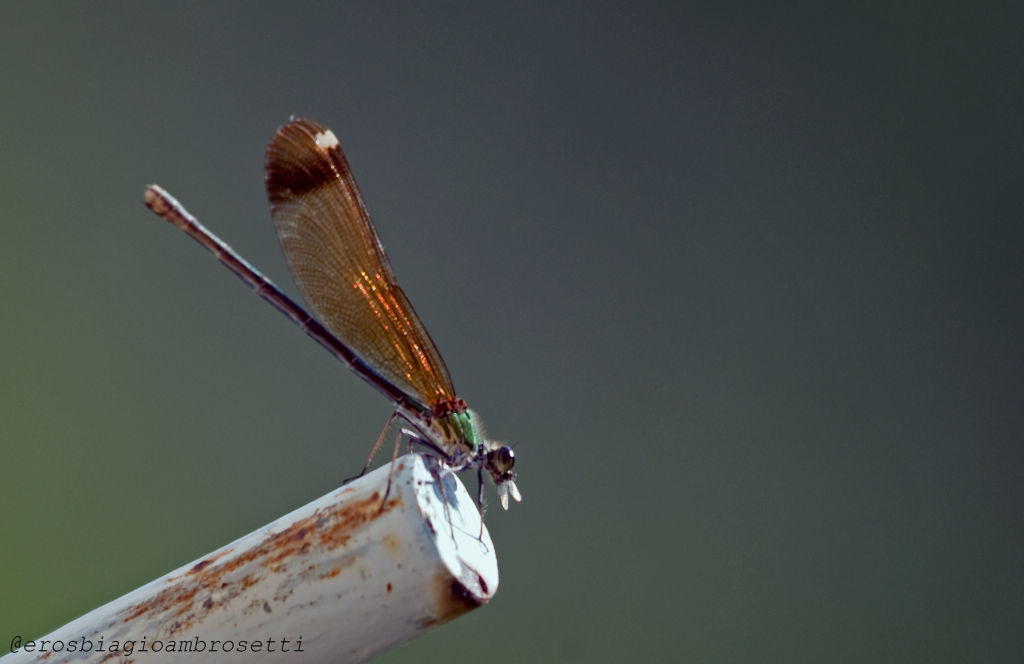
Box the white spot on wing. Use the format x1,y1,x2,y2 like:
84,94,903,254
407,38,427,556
314,129,339,150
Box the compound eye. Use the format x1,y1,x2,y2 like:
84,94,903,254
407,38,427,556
492,446,515,473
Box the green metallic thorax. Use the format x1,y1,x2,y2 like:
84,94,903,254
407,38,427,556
430,409,480,455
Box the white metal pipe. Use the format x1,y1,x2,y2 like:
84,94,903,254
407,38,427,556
3,454,498,663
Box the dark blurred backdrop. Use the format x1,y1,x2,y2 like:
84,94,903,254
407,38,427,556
1,2,1021,662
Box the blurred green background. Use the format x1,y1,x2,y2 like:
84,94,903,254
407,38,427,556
1,2,1021,662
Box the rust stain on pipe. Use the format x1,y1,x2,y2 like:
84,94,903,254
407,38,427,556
421,569,488,628
121,491,402,634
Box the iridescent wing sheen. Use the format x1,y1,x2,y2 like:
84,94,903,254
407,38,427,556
264,118,455,409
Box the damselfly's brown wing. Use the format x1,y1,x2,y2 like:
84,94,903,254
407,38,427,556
265,118,455,409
